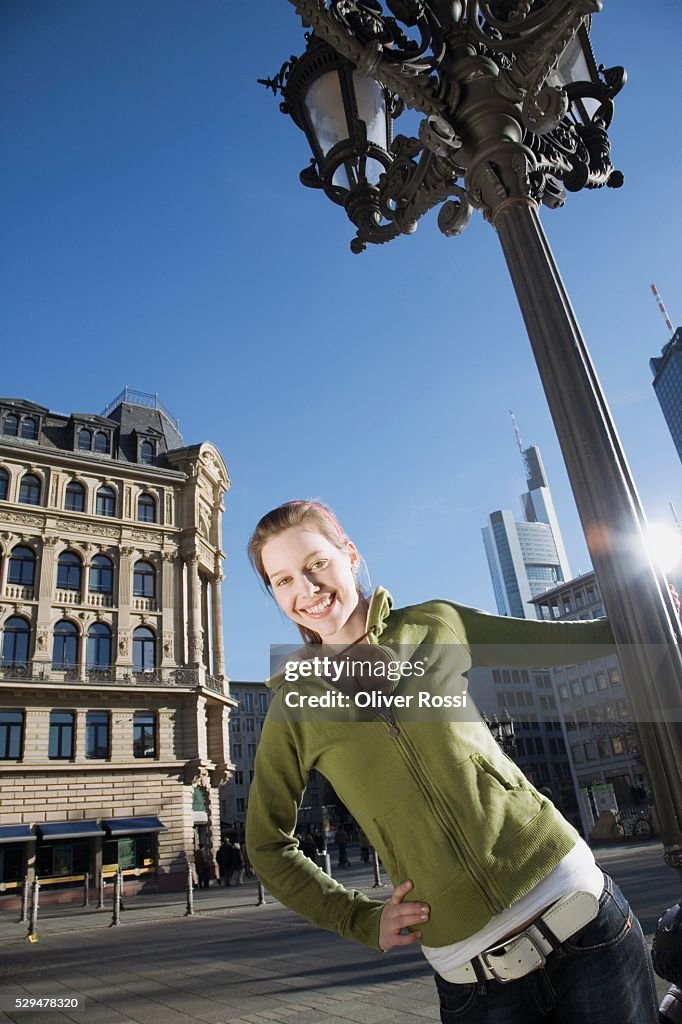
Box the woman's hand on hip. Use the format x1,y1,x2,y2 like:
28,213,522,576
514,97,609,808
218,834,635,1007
379,880,430,951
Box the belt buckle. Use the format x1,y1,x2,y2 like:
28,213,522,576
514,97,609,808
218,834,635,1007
480,932,547,984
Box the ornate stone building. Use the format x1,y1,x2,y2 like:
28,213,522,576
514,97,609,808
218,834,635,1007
0,389,232,902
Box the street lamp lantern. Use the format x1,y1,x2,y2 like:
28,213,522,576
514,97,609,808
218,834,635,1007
500,708,515,744
261,1,626,251
259,32,395,216
484,709,515,756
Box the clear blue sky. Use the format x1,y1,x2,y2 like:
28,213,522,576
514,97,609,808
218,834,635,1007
2,1,680,680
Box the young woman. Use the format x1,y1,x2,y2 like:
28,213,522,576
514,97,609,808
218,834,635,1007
245,500,659,1024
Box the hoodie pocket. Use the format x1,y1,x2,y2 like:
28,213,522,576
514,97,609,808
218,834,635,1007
371,784,466,903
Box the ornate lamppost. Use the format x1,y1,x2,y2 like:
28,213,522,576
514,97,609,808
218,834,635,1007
261,1,682,1011
485,708,516,756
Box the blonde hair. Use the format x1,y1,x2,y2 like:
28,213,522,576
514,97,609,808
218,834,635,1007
247,500,362,645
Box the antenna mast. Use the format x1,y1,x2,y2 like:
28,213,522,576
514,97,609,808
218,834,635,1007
510,411,530,479
651,283,675,340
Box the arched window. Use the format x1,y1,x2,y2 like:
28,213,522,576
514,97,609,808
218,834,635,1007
8,546,36,587
52,620,79,670
137,493,156,523
57,551,82,591
133,626,156,672
19,474,41,506
89,554,114,595
64,481,85,513
21,417,38,440
78,428,92,451
133,560,155,598
87,623,112,669
139,440,155,466
94,431,110,454
96,485,116,517
3,414,19,437
1,617,31,667
0,468,8,501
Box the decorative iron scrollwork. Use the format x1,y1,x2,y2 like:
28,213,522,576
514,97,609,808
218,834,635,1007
274,0,623,249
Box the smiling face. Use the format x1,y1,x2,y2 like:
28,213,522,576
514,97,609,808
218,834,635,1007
261,527,367,645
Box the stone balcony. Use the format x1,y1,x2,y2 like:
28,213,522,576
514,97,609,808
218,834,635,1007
0,662,225,691
4,584,35,601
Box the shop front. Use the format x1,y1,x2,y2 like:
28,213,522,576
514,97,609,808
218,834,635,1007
0,825,34,897
35,820,105,896
102,816,167,889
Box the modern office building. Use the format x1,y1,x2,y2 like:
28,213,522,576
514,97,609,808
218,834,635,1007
220,679,333,841
482,443,572,619
650,326,682,463
532,572,649,837
0,389,233,903
220,679,270,840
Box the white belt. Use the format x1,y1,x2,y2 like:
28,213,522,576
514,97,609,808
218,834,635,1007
439,889,601,985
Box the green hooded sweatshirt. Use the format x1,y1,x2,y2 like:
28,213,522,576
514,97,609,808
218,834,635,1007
245,587,614,950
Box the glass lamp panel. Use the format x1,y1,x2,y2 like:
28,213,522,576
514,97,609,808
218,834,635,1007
304,71,349,157
549,36,600,122
353,74,387,152
364,157,384,186
332,163,353,191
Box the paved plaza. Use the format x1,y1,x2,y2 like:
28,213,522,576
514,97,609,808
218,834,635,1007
0,843,678,1024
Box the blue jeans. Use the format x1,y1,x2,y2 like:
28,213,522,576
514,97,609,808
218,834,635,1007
434,873,658,1023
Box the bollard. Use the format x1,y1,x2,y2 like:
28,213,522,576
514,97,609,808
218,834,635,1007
184,858,195,917
19,875,29,924
256,878,266,906
110,870,122,927
82,871,90,908
372,849,384,888
315,850,331,875
118,867,125,911
97,869,105,910
26,878,39,942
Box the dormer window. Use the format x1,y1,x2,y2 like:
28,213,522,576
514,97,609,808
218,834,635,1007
94,431,110,454
3,414,19,437
139,440,155,466
21,417,38,440
1,406,44,441
75,424,112,455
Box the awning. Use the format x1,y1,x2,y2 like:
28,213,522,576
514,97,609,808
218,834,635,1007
102,816,167,836
38,820,105,841
0,825,34,844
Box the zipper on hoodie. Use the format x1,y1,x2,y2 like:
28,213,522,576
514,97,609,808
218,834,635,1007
367,626,500,915
392,722,502,915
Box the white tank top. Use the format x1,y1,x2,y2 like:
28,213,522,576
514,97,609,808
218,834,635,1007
421,837,603,973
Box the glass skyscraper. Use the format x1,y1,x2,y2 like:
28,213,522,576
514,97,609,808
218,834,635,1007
650,327,682,463
482,445,572,620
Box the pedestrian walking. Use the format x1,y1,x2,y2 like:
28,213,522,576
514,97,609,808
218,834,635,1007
312,829,326,854
194,845,211,889
229,841,245,886
245,499,660,1024
335,825,351,867
216,839,231,886
301,833,318,862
